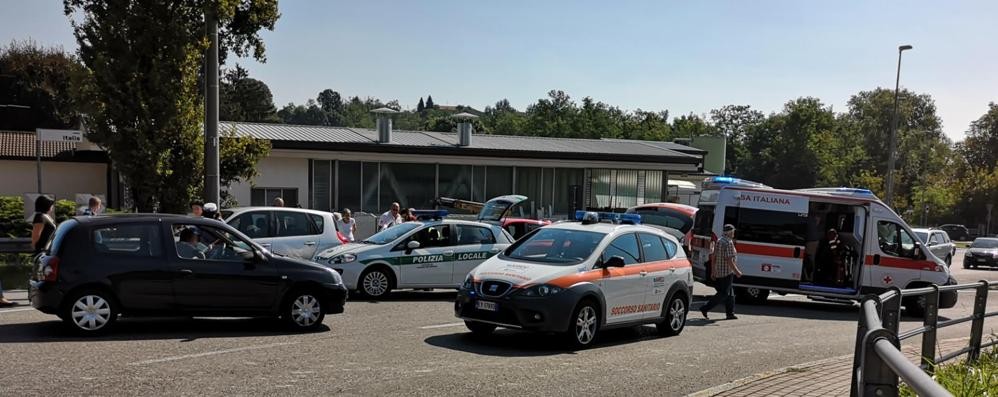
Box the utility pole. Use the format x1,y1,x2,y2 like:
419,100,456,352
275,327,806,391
885,44,913,208
204,8,220,204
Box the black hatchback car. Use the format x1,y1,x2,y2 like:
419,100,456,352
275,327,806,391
30,214,347,335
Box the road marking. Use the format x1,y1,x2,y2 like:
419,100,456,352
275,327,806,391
419,322,465,329
128,342,296,366
0,308,35,314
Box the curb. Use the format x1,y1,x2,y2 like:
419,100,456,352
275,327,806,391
686,354,852,397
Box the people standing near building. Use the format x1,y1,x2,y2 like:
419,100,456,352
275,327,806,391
190,201,204,217
272,197,285,207
31,195,57,255
398,208,411,223
378,202,402,231
337,209,357,242
406,208,418,222
82,196,102,216
700,224,743,320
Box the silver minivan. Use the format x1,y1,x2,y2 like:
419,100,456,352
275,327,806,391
913,228,956,266
222,207,347,260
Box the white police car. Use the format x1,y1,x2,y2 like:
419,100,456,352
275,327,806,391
455,211,693,348
314,210,515,298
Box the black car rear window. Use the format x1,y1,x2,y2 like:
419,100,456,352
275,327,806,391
92,223,163,257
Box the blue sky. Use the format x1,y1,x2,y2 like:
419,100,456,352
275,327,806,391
3,1,996,141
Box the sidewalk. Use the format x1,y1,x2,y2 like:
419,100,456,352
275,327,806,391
689,337,972,397
1,289,29,307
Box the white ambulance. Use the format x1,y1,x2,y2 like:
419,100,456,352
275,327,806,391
690,177,957,316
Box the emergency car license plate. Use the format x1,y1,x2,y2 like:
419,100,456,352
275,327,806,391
979,258,987,263
475,300,498,312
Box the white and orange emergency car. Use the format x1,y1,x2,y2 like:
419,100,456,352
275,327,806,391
455,211,693,348
690,177,957,316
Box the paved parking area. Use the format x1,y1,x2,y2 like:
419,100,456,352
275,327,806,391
1,250,996,396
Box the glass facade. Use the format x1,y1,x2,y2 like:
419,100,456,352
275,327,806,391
308,160,668,218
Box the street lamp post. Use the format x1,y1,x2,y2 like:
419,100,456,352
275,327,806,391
885,44,913,208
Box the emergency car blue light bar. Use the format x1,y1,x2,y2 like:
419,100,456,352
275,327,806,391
834,187,874,195
574,211,642,225
411,210,448,220
711,176,736,184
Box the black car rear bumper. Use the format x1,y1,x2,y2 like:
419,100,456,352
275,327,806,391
322,283,348,314
29,280,63,315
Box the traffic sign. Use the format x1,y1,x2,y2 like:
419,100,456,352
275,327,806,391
36,129,83,142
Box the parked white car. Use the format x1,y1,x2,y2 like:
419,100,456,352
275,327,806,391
221,207,347,260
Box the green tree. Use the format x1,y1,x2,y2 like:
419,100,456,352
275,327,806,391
623,110,671,141
671,113,716,140
710,105,763,175
425,95,435,109
525,90,578,137
481,99,525,135
278,100,329,125
220,126,271,204
957,102,998,170
738,98,836,189
0,40,83,130
66,0,279,213
220,64,278,123
416,97,425,113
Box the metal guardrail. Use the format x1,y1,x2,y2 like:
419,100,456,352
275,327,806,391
0,238,33,253
851,280,998,397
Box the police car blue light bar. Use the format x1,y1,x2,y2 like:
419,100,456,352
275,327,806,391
574,211,641,225
411,210,449,220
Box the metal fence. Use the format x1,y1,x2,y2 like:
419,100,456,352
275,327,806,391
851,280,998,397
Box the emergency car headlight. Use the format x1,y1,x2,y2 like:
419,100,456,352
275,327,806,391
518,284,563,297
331,253,357,264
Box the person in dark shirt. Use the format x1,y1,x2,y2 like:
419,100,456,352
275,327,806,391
31,195,57,255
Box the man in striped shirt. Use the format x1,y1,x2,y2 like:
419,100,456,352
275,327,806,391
700,224,743,320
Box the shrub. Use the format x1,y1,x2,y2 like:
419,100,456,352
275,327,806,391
901,346,998,396
0,196,31,238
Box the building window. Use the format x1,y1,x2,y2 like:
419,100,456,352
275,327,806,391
338,161,361,212
311,160,332,212
554,168,585,215
472,166,486,202
439,164,473,202
380,162,437,210
251,188,298,207
485,166,513,200
362,162,379,212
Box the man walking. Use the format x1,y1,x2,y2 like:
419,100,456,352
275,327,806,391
378,202,402,231
700,224,743,320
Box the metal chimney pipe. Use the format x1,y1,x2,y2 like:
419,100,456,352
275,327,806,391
453,112,478,147
371,107,398,144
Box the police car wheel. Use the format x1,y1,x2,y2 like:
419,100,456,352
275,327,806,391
566,300,600,348
465,320,496,336
657,294,687,336
359,268,393,298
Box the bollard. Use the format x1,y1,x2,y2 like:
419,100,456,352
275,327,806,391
968,280,989,362
920,285,939,375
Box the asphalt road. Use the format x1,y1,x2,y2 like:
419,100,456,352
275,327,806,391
2,249,998,396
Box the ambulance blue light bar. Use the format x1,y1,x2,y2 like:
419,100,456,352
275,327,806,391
412,210,449,220
574,211,642,225
703,176,769,189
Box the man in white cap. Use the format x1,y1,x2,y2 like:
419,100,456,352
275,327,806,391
700,223,743,320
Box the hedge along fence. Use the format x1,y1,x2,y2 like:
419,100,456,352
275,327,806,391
0,255,33,289
1,196,78,238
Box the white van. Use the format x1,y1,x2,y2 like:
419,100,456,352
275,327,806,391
690,177,957,316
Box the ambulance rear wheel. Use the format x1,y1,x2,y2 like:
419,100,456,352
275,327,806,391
735,287,769,304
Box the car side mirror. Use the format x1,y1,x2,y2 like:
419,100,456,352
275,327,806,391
603,255,626,268
405,240,420,254
913,246,926,260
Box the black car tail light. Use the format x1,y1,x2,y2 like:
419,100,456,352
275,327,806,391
42,256,60,282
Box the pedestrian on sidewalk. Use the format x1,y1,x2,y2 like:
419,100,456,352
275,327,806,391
378,202,402,231
190,200,204,217
701,224,743,320
31,195,57,255
337,209,357,242
82,196,102,216
272,197,285,207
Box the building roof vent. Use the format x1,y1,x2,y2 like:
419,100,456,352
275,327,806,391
371,107,398,143
453,112,478,147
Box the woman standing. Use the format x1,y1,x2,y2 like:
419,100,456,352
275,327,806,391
31,195,57,255
337,209,357,242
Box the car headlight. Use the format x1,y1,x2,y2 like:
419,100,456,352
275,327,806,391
330,253,357,264
517,284,563,297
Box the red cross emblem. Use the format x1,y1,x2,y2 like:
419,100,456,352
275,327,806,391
883,275,893,285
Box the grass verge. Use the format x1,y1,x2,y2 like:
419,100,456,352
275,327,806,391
901,347,998,396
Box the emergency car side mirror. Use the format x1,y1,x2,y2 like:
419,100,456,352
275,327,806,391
406,240,421,253
603,256,626,268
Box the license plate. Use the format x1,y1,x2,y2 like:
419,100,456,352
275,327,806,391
978,258,987,263
475,300,498,312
